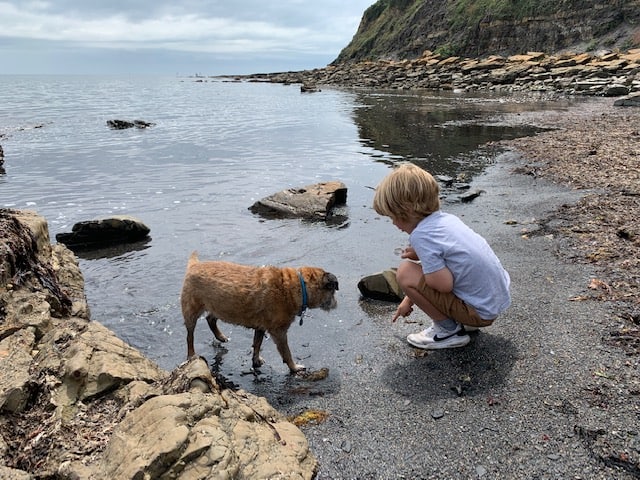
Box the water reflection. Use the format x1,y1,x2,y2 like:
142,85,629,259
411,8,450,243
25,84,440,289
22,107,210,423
350,89,566,178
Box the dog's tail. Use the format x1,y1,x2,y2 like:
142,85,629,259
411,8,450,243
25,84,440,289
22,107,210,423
187,251,199,268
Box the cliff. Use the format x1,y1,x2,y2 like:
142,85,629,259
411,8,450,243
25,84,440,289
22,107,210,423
335,0,640,64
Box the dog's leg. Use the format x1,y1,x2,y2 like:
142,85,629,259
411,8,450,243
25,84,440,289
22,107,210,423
205,314,228,342
270,328,305,373
182,290,203,358
185,321,197,358
252,328,266,369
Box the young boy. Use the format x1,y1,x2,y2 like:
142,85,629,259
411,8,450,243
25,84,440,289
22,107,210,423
372,163,511,349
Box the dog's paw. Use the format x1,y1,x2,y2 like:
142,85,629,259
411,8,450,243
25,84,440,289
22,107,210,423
290,364,307,374
252,356,265,369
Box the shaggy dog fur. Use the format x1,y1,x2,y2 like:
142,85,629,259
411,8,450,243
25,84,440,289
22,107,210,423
181,252,339,372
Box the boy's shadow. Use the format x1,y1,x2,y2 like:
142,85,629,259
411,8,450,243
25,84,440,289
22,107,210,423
382,332,517,402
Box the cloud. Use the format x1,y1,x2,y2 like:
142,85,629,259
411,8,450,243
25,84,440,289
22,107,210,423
0,1,368,54
0,0,372,73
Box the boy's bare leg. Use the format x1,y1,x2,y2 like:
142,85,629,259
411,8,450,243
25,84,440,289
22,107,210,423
395,260,448,321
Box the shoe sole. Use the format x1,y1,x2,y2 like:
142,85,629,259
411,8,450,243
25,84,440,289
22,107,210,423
407,334,471,350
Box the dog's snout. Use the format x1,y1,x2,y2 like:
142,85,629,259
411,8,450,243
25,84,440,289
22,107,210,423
321,295,338,311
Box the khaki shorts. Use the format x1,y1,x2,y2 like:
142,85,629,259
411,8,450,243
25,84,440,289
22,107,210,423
416,276,494,327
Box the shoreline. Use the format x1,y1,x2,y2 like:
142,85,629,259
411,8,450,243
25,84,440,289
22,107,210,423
499,97,640,329
1,90,639,478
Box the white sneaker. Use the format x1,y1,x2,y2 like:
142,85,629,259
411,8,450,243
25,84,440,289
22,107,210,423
407,322,470,350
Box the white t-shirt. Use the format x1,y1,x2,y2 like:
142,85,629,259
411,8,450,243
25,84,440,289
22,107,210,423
410,210,511,319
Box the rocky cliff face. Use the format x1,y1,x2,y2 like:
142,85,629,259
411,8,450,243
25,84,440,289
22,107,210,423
336,0,640,63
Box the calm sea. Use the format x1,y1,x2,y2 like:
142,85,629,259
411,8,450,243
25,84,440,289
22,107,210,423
0,75,578,388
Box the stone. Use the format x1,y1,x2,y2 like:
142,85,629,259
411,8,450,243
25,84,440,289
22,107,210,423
0,328,37,413
357,269,404,302
614,92,640,107
107,119,155,129
604,84,630,96
249,181,347,220
55,215,150,250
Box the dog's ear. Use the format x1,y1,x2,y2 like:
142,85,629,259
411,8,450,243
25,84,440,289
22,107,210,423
323,272,339,291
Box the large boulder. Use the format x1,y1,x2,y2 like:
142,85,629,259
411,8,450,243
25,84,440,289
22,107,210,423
357,269,404,302
55,215,150,250
250,181,347,220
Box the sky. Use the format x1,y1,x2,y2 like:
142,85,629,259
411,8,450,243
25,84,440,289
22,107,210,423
0,1,374,75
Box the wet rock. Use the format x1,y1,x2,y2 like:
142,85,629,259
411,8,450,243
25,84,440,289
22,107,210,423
107,119,155,129
250,181,347,220
55,215,150,250
300,83,321,93
613,92,640,106
459,189,485,203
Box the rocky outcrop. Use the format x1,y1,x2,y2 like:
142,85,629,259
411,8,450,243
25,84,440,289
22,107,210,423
240,49,640,97
250,181,348,220
55,215,151,250
0,209,318,479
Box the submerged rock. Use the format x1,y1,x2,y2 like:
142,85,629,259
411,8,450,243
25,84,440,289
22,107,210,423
107,119,155,129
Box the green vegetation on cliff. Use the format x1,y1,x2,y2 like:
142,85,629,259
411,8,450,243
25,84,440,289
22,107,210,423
334,0,640,63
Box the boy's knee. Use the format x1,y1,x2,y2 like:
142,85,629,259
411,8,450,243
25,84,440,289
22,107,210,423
395,261,421,289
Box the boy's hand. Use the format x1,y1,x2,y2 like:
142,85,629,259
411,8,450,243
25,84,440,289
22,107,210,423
392,298,413,322
400,247,419,261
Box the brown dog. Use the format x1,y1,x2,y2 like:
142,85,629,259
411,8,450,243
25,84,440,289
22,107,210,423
181,252,339,372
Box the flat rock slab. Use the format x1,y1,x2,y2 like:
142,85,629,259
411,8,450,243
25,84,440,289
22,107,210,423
250,181,347,220
55,215,150,250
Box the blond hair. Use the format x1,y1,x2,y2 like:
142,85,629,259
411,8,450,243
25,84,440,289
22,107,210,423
373,163,440,220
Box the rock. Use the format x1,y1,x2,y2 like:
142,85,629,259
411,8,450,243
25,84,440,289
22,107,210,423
235,48,640,97
55,215,150,250
357,269,404,302
604,84,630,96
250,181,347,220
0,210,318,479
0,144,4,174
107,119,155,129
300,83,320,93
613,92,640,106
459,189,485,203
0,328,37,413
0,466,32,479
